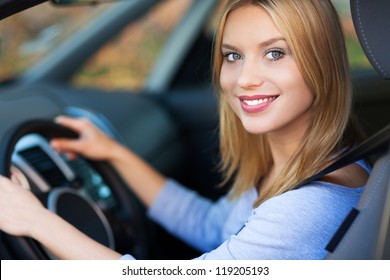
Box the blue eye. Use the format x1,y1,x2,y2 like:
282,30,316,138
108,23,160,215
224,52,242,62
265,49,285,61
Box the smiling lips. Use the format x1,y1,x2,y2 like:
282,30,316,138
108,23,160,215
239,95,278,113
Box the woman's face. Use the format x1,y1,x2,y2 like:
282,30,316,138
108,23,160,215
220,5,314,138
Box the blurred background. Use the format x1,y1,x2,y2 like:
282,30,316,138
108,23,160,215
0,0,372,93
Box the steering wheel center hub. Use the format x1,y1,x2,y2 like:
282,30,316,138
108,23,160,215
47,188,115,254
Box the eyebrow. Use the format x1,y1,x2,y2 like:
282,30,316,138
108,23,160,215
221,36,286,50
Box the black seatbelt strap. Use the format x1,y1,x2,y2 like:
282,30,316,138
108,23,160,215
325,208,360,252
294,124,390,190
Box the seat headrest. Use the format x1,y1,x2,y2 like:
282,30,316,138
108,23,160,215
351,0,390,79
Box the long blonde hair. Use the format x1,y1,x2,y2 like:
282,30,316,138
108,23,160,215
212,0,363,206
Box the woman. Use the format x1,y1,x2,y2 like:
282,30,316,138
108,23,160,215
0,0,370,259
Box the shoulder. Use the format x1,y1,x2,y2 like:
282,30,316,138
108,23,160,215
250,181,364,241
237,182,364,259
319,161,370,188
257,181,363,216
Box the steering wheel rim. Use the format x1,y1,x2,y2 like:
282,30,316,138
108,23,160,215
0,119,149,259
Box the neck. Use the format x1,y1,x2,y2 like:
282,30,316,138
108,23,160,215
266,116,310,170
259,124,308,194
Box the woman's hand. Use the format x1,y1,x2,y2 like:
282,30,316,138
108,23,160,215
0,175,46,237
0,175,122,259
53,115,166,208
51,116,121,161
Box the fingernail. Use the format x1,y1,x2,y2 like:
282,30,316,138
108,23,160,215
55,115,65,122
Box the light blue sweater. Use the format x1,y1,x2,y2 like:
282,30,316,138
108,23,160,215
121,160,370,260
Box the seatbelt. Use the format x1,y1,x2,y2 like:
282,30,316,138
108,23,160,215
294,123,390,189
293,124,390,253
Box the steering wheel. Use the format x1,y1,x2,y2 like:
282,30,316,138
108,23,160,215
0,119,149,259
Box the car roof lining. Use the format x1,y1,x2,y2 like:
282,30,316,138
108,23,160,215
0,0,47,20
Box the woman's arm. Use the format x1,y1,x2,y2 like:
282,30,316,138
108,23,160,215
33,209,121,260
0,176,121,259
106,141,166,207
51,116,166,207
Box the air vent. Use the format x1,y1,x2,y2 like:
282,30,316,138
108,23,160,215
18,146,68,187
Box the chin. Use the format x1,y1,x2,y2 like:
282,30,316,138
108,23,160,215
241,123,271,135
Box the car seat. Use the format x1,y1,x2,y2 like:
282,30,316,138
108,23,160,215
325,0,390,259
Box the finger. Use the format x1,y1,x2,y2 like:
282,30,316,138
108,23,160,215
65,152,78,160
11,172,21,185
54,115,90,133
0,175,13,186
0,175,8,183
50,138,82,154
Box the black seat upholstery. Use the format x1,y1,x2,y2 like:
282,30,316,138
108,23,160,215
325,0,390,259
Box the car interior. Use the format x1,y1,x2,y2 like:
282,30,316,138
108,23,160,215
0,0,389,260
325,0,390,259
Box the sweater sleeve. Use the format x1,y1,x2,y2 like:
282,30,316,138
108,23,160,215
147,179,236,252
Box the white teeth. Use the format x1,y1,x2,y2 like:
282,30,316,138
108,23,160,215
242,97,274,106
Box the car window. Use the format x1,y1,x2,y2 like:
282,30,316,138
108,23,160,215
0,2,107,83
0,0,371,91
72,0,372,92
72,0,193,92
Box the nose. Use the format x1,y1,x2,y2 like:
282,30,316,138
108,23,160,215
237,59,264,89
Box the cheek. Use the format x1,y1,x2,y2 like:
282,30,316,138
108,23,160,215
220,65,236,93
293,74,313,105
283,65,313,102
220,68,240,114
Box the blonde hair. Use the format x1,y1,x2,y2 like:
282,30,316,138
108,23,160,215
212,0,363,206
